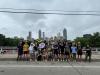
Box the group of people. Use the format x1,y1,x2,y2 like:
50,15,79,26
17,40,92,62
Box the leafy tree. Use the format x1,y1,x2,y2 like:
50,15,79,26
74,32,100,47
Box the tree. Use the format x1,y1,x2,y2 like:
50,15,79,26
74,32,100,47
0,34,20,46
0,34,5,46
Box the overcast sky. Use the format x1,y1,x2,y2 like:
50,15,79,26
0,0,100,40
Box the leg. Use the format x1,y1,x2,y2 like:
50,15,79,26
89,55,91,62
77,55,79,61
80,55,82,62
85,54,88,62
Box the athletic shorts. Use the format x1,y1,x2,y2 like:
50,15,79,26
77,50,83,55
65,51,70,55
23,51,29,54
54,49,58,55
61,50,64,54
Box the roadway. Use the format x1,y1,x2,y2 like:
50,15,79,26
0,61,100,75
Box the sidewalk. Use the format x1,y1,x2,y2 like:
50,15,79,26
0,54,17,61
0,54,100,61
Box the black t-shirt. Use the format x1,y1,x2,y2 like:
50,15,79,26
60,45,65,52
86,47,91,54
53,45,58,50
17,45,23,53
65,45,70,52
34,46,38,51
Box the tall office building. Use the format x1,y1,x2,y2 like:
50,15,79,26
43,32,45,40
57,32,61,40
39,29,42,39
63,28,67,40
27,31,32,41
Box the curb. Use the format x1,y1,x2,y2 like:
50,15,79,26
0,58,100,62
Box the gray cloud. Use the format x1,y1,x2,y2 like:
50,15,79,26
0,0,100,40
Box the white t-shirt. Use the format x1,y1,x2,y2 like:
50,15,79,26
29,46,34,53
39,43,45,49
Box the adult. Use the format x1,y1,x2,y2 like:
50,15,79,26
85,45,92,62
23,41,29,60
64,42,70,61
71,44,77,61
34,43,38,61
59,42,65,61
53,43,59,61
38,42,45,54
29,43,35,61
17,42,23,61
77,42,83,62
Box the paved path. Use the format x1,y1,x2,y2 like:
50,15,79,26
1,54,100,59
0,61,100,75
0,54,100,61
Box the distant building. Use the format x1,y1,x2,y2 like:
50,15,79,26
83,34,92,38
27,31,32,41
19,37,24,41
39,29,42,39
43,32,45,40
57,32,61,39
63,28,67,40
14,36,19,39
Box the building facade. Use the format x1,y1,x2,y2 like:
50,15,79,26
63,28,67,40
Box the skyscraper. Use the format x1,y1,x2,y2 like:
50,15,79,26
27,31,32,41
63,28,67,40
39,29,42,39
43,32,45,40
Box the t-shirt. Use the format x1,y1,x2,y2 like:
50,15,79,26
53,45,58,50
86,47,91,55
39,43,45,49
71,47,77,54
17,45,23,53
77,45,82,52
65,45,70,52
29,46,34,53
23,44,29,52
60,45,65,52
34,46,38,51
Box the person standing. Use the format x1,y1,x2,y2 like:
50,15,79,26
77,42,83,62
0,48,3,54
23,41,29,61
71,44,77,62
64,42,70,61
34,43,38,61
85,45,92,62
17,42,23,61
29,43,35,61
53,43,59,61
60,42,65,61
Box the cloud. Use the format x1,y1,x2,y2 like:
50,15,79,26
0,0,100,40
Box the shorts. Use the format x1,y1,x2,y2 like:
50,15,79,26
18,51,23,56
65,51,70,55
37,55,42,61
77,50,83,55
23,51,29,54
35,51,38,56
54,49,58,55
30,53,34,59
72,53,77,59
61,50,64,54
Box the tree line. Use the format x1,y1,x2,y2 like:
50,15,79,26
74,32,100,47
0,34,20,46
0,32,100,47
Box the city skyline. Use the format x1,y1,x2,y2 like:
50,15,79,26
0,0,100,40
63,28,67,40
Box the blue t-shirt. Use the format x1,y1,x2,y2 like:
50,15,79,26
71,47,77,54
